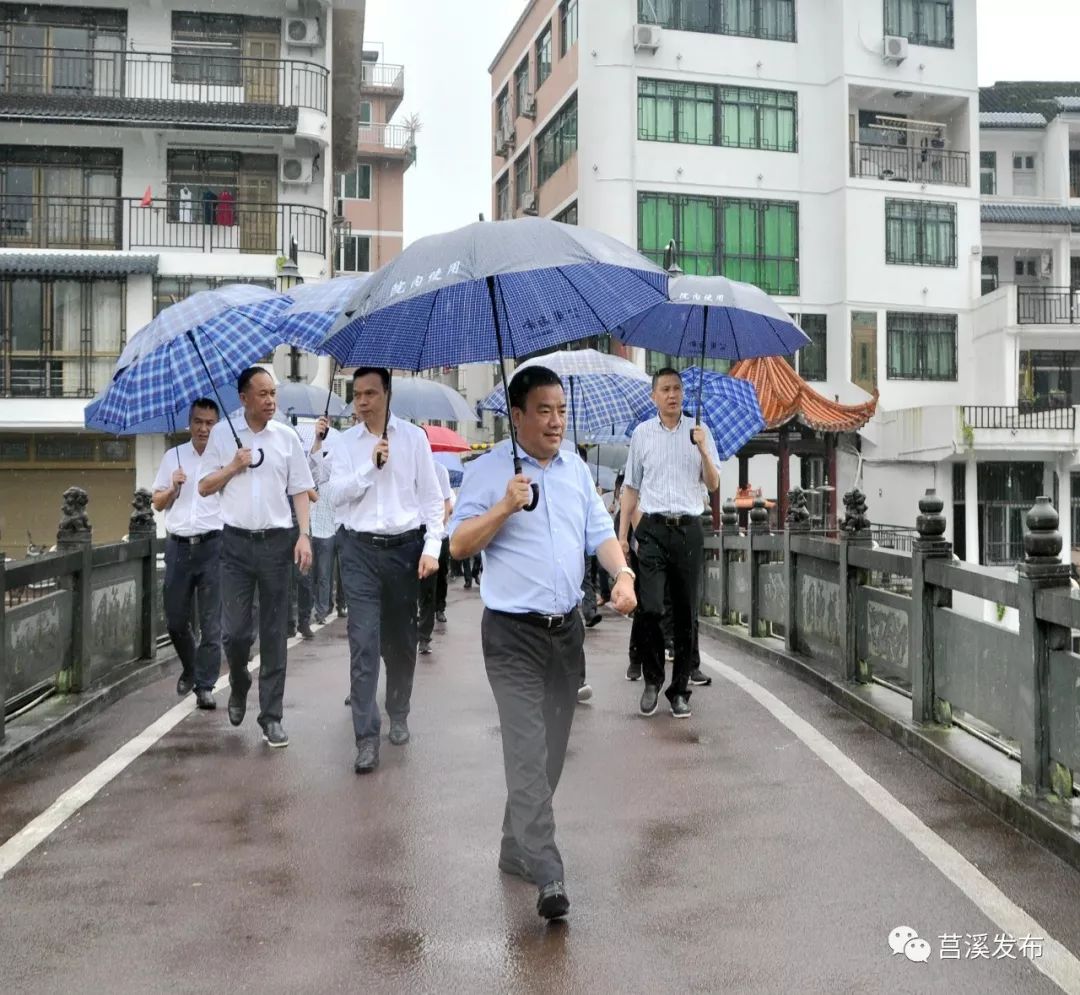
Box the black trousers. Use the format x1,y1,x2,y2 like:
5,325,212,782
482,609,583,889
163,534,222,692
633,517,704,701
288,556,313,629
221,527,295,726
417,537,450,641
459,555,481,584
338,528,422,744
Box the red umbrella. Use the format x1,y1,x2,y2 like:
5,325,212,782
423,424,470,453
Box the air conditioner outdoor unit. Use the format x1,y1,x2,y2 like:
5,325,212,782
520,94,536,119
521,191,539,215
883,35,909,63
280,156,314,185
633,24,661,53
286,18,321,47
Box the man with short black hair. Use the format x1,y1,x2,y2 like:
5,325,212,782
199,368,314,748
619,368,720,719
323,367,444,774
450,365,637,921
152,398,223,708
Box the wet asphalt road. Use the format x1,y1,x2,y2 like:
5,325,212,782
2,581,1080,994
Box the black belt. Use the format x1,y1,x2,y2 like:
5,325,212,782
224,525,293,540
344,526,424,548
490,609,575,630
643,513,700,527
168,530,221,545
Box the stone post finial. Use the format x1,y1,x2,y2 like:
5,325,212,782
1023,496,1062,565
749,495,770,534
915,488,946,540
785,486,810,531
57,486,92,548
721,497,739,534
839,487,871,536
129,488,156,537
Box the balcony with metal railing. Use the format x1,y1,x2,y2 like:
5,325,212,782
357,122,417,167
962,405,1077,431
0,194,327,257
0,46,329,130
849,141,970,187
1016,286,1080,325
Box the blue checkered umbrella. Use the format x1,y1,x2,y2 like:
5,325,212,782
674,367,765,460
275,275,371,352
319,218,668,511
84,382,242,436
478,349,654,444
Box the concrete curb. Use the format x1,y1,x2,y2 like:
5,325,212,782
0,654,177,778
699,618,1080,873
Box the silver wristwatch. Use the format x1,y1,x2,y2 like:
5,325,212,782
614,566,636,582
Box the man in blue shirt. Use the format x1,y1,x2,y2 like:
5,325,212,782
450,366,637,922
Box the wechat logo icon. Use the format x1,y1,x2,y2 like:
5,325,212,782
889,926,931,963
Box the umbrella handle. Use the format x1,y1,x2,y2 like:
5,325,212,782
250,447,265,468
525,483,539,512
375,376,392,469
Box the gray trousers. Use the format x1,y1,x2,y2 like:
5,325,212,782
481,608,583,888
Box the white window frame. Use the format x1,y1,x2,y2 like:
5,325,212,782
339,164,373,201
336,233,371,273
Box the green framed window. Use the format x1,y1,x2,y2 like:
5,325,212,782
559,0,578,56
638,79,715,145
885,199,956,267
719,86,797,152
638,192,799,295
537,97,577,185
536,23,552,89
979,151,996,194
884,0,953,48
638,0,796,42
885,311,957,380
787,313,826,380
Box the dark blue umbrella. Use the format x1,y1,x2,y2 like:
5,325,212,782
320,218,668,511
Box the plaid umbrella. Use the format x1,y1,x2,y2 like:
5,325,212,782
673,367,766,460
477,349,654,444
84,382,242,436
274,274,371,352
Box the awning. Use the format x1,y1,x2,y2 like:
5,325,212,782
730,356,878,432
0,251,158,276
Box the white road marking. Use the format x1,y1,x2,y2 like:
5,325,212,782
0,622,326,882
699,649,1080,995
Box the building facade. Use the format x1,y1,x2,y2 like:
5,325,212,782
0,0,367,557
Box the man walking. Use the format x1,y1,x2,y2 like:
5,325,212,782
323,368,444,774
198,368,314,748
619,368,719,719
152,398,223,709
417,458,453,655
450,366,636,921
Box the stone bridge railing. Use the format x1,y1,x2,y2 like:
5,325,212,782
0,487,165,745
702,487,1080,803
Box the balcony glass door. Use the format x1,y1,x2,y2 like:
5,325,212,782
50,26,92,95
238,158,277,254
0,166,34,244
242,33,279,105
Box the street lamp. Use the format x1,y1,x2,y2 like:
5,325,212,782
278,236,303,381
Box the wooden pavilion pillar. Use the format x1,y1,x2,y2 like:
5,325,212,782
826,432,838,532
776,425,790,527
738,452,750,529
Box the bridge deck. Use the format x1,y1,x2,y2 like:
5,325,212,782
2,583,1079,993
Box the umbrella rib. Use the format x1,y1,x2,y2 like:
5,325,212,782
553,266,606,336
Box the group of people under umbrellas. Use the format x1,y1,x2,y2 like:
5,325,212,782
86,217,808,923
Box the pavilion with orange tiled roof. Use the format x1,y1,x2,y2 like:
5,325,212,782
726,356,879,528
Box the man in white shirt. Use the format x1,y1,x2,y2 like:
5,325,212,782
417,459,453,655
321,367,444,774
199,367,314,749
151,398,223,709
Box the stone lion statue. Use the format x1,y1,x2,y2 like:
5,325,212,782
59,486,91,536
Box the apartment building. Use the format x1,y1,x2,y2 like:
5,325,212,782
491,0,980,531
0,0,367,556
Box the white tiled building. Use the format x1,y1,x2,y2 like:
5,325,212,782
0,0,367,555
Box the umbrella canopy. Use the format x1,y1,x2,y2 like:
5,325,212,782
478,348,653,443
85,382,242,435
613,274,810,362
319,218,668,370
423,425,470,453
677,367,766,460
390,377,478,424
275,275,371,350
276,382,348,420
590,464,619,491
433,451,464,473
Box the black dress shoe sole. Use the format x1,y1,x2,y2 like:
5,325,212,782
670,705,692,719
263,734,290,748
227,698,246,727
538,891,570,920
354,759,378,774
498,856,533,883
689,674,713,686
585,616,603,627
625,670,642,682
196,697,217,710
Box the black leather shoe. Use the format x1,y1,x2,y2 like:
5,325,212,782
298,622,314,640
670,694,692,719
336,606,347,617
388,718,410,745
585,614,603,628
195,689,216,710
625,661,642,682
435,610,447,623
418,639,432,655
537,881,570,919
287,624,297,638
498,853,533,883
640,684,659,716
177,673,195,696
228,691,247,726
261,720,289,748
354,739,379,773
689,668,712,686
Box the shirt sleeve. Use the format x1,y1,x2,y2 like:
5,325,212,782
414,432,446,559
434,462,452,501
624,426,645,492
308,449,331,485
701,423,721,475
285,432,316,496
448,456,495,538
198,425,228,481
582,463,617,555
152,449,175,493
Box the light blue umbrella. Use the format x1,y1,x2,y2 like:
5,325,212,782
276,382,348,419
390,377,478,424
85,383,242,436
276,275,371,351
319,218,668,511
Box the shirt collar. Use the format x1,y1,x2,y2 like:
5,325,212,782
357,413,400,438
656,414,684,434
516,443,567,470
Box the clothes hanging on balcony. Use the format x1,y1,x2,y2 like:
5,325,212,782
215,190,235,226
202,189,217,224
178,186,193,224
